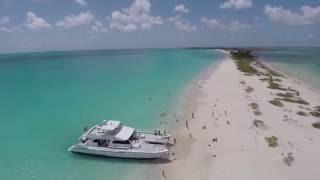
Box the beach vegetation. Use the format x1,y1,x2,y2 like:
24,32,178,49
254,110,262,116
231,49,254,59
273,78,282,82
236,58,258,75
267,82,288,91
276,92,294,98
255,61,283,77
267,82,280,89
283,153,295,166
231,50,259,75
249,103,259,110
265,136,279,147
312,122,320,129
245,86,254,93
310,111,320,117
306,107,312,111
244,73,254,76
260,78,269,82
297,111,308,116
269,99,284,107
310,106,320,117
252,119,266,129
279,97,309,105
261,76,281,83
249,103,262,115
231,49,283,78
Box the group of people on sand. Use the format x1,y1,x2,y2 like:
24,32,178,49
154,130,167,135
160,111,221,178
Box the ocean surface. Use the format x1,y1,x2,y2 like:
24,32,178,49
0,49,222,180
256,48,320,89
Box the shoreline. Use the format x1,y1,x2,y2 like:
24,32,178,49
148,51,320,180
158,50,229,133
258,58,320,95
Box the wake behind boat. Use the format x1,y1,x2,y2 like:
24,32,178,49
68,120,172,159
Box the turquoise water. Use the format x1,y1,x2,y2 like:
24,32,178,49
256,48,320,89
0,49,221,180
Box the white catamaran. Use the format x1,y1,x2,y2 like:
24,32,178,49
68,120,172,159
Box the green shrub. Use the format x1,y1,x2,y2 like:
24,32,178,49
310,111,320,117
280,97,309,105
297,111,308,116
253,119,265,129
245,86,254,93
267,82,288,91
273,78,282,82
249,103,262,115
249,103,258,110
269,99,284,107
254,110,262,116
265,136,279,147
312,122,320,129
276,92,294,98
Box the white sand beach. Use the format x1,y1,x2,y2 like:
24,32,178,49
149,52,320,180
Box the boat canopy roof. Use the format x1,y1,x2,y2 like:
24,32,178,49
101,120,121,132
83,120,135,141
114,126,134,141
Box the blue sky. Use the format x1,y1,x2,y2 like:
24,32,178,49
0,0,319,52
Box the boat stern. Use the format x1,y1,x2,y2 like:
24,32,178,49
160,148,170,159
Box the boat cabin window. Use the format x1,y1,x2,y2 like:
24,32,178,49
129,132,138,141
93,139,109,146
112,140,130,144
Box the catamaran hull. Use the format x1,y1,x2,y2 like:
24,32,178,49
69,145,169,159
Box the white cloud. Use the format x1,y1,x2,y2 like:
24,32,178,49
109,0,164,32
264,4,320,26
56,11,95,28
175,20,198,33
90,20,108,33
168,15,181,22
0,26,20,32
74,0,87,6
24,11,51,30
201,17,251,32
0,16,10,25
169,15,197,33
174,4,190,13
220,0,253,10
0,26,11,32
0,16,21,32
201,17,223,28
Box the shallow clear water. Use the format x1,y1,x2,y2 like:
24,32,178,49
0,49,221,180
256,48,320,89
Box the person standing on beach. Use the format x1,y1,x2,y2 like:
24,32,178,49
162,170,166,178
186,120,189,129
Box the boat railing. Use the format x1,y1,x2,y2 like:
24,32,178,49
136,129,171,138
78,126,97,141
